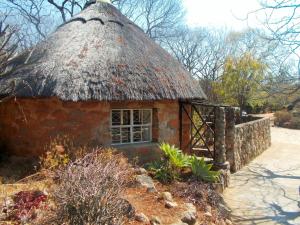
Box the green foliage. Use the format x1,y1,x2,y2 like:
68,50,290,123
146,161,174,184
160,142,190,168
189,156,220,182
213,53,266,111
147,143,220,184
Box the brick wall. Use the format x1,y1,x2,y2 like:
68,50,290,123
0,98,182,161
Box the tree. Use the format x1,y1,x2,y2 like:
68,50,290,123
0,13,18,76
165,27,229,100
251,0,300,108
214,53,266,112
1,0,184,46
1,0,54,46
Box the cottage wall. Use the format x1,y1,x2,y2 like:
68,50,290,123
0,98,181,162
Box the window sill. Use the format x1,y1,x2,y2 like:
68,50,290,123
112,142,159,149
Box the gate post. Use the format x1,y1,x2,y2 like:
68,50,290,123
215,107,226,163
225,107,235,168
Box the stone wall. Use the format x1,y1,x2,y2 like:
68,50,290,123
0,98,181,162
228,117,271,172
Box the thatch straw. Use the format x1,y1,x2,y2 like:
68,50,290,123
0,1,206,101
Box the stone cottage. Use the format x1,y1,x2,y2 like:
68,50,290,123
0,1,206,160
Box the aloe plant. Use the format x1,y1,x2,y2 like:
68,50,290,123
159,142,190,169
189,156,220,182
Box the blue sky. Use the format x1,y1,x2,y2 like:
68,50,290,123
183,0,262,30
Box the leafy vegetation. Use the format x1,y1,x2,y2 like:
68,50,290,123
213,53,266,112
189,156,220,182
147,143,220,184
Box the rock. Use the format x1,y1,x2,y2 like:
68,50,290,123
218,203,231,216
205,205,212,214
170,221,188,225
204,212,212,217
136,174,156,191
150,216,162,225
165,200,178,208
147,187,157,193
181,203,197,225
135,213,149,223
135,167,148,175
225,219,233,225
160,192,174,202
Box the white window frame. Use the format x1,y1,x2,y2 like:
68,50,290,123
111,109,152,145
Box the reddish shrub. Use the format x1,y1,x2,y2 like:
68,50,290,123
2,190,47,223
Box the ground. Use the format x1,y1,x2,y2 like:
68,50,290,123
224,127,300,225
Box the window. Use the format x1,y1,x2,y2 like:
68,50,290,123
111,109,152,144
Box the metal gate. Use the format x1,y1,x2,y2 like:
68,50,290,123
180,101,216,160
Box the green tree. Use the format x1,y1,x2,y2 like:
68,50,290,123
214,53,266,112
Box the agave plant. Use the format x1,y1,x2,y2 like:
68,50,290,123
159,142,190,169
189,156,220,182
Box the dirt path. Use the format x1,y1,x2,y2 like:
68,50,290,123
224,127,300,225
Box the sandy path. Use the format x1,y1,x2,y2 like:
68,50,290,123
224,127,300,225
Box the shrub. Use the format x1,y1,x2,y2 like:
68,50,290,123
40,136,87,171
171,180,222,211
160,142,190,168
52,149,133,225
147,143,220,184
1,190,47,223
147,143,191,183
189,156,220,182
146,160,174,184
274,110,292,126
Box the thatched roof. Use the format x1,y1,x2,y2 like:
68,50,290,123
0,1,207,101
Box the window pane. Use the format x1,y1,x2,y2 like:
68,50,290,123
133,126,142,142
123,110,130,125
142,126,151,141
111,127,120,143
121,127,130,143
112,110,121,125
143,110,151,124
133,110,142,125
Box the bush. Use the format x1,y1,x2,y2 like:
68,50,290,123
274,110,292,126
52,149,133,225
147,160,174,184
147,143,190,183
40,136,87,171
189,156,220,182
147,143,220,184
171,180,222,211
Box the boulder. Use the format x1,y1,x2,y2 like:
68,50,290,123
136,174,156,191
135,167,148,175
170,221,188,225
135,213,150,223
160,192,174,202
150,216,162,225
181,203,197,225
165,200,178,208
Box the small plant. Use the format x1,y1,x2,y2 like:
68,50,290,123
160,142,190,168
39,145,69,170
1,190,47,223
146,160,174,184
189,156,220,182
39,135,88,171
53,149,133,225
148,143,220,184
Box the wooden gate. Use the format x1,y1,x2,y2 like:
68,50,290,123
179,101,216,160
